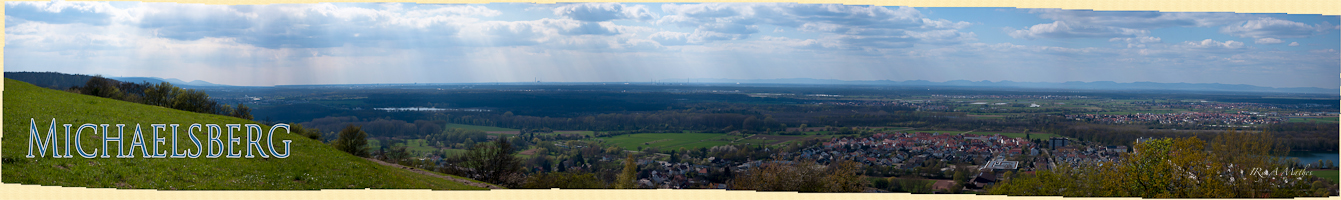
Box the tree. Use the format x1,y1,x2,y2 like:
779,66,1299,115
232,103,253,120
144,82,178,107
171,89,216,114
989,130,1317,198
78,76,125,100
617,154,638,189
460,137,524,187
384,145,411,165
729,159,863,192
952,167,968,193
333,125,369,157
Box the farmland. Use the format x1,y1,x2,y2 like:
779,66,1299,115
596,133,740,150
1288,117,1339,123
443,123,519,132
1312,170,1340,183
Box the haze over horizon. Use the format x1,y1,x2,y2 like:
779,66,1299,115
5,2,1339,88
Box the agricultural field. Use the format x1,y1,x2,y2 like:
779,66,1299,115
443,123,519,132
1312,170,1339,183
548,131,596,136
1288,117,1339,123
368,139,444,156
595,133,740,150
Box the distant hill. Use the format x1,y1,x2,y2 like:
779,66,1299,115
3,71,92,90
112,76,228,87
3,72,228,89
2,78,487,190
669,78,1339,95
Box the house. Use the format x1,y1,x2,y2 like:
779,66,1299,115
638,179,653,188
970,172,998,189
1107,146,1128,153
1050,137,1068,149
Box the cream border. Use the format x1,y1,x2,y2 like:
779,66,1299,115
2,0,1338,199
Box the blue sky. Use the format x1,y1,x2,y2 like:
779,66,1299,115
5,1,1339,88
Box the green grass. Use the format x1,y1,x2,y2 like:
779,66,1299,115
547,131,595,136
1288,117,1339,123
2,78,486,190
367,139,443,156
442,123,518,132
596,133,736,150
1312,170,1339,183
800,131,831,135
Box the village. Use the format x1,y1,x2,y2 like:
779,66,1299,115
623,130,1127,192
1065,112,1284,125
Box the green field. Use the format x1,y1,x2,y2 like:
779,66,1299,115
443,123,518,132
1313,170,1340,183
367,139,443,156
2,78,486,190
548,131,595,136
596,133,738,150
1288,117,1339,123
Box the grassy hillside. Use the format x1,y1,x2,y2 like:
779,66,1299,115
2,78,485,190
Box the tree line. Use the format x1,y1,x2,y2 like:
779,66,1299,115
67,76,252,120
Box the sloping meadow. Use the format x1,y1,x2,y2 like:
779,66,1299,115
2,78,484,190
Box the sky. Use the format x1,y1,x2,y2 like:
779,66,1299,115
5,1,1340,88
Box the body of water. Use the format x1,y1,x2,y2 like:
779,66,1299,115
1286,151,1340,166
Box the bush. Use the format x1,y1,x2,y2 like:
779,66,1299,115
333,125,369,157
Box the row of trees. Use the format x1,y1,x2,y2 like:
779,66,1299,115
69,76,252,120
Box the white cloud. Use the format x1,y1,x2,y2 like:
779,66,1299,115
1108,36,1161,43
6,3,1337,88
1006,21,1148,39
552,3,656,22
1108,36,1162,48
920,18,972,29
649,31,691,45
1254,38,1283,44
1179,39,1245,49
1031,9,1250,29
655,3,973,48
1220,17,1324,38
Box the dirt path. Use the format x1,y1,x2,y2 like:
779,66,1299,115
363,158,502,189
